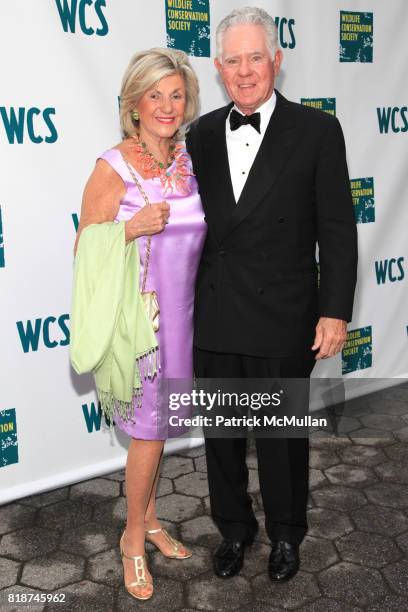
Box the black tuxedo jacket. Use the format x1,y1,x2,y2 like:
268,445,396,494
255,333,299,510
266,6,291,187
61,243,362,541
186,90,358,358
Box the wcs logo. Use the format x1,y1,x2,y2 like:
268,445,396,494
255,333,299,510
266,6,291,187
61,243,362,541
82,401,111,433
377,107,408,133
375,257,404,284
55,0,109,36
16,314,70,353
274,17,296,49
72,213,79,231
0,107,57,144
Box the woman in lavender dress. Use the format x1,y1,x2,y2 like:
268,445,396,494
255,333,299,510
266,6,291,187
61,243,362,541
75,49,206,601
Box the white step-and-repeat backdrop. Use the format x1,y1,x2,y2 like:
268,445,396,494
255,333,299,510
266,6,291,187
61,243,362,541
1,1,407,503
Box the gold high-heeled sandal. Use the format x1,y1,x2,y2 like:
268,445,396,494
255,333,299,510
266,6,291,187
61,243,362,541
120,531,153,601
145,527,192,559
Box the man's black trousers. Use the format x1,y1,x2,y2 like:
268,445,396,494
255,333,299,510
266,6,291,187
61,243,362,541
193,347,316,546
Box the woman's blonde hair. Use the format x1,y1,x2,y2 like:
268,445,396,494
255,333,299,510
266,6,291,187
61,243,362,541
120,47,200,140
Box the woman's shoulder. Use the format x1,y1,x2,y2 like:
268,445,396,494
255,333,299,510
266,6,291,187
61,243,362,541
95,141,134,186
110,140,129,153
101,139,143,178
99,140,127,160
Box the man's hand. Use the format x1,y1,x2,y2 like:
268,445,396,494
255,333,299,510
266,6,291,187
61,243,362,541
311,317,347,360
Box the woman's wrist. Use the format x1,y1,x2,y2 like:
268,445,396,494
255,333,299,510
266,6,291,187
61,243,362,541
125,219,142,241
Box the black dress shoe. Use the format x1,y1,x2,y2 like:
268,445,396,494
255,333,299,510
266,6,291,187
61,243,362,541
268,541,300,582
213,539,247,578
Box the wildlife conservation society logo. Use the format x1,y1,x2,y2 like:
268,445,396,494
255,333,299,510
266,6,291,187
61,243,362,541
0,409,19,468
342,326,372,375
350,177,375,223
340,11,373,62
301,98,336,117
166,0,210,57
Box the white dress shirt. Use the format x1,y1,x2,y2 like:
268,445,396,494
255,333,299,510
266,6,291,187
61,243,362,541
226,90,277,202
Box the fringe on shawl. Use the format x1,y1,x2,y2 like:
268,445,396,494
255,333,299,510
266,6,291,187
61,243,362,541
97,346,161,428
136,346,161,380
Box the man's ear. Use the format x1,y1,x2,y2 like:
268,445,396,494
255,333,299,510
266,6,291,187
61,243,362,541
273,50,283,76
214,57,222,75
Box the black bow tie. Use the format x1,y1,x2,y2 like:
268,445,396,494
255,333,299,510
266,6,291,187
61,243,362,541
229,109,261,134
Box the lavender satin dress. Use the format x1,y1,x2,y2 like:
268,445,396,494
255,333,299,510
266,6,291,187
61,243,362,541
98,147,206,440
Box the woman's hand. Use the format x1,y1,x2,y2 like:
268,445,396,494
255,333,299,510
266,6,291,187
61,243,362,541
125,202,170,241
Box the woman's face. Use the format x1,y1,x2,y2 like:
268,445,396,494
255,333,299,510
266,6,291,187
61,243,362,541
137,73,186,141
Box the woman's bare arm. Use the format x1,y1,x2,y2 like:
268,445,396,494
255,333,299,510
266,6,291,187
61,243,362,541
74,159,125,254
74,158,171,255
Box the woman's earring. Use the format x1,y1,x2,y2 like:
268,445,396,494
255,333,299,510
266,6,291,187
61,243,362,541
131,110,140,121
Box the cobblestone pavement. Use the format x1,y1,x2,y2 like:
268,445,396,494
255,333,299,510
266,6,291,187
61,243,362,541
1,385,408,611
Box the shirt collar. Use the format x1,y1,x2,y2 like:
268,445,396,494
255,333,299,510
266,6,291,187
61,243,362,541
229,90,277,135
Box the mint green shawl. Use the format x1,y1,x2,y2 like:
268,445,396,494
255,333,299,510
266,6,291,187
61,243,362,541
70,221,158,423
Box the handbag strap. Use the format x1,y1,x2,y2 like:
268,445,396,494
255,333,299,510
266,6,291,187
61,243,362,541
121,154,151,293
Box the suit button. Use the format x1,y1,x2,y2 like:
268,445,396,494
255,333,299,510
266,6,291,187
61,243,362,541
278,217,285,223
219,250,226,257
257,287,264,295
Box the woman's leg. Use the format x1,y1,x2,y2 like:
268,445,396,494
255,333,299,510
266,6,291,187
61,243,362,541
121,438,164,596
143,449,190,556
143,449,163,530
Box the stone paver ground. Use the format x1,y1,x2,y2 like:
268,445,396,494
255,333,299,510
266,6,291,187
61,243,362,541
1,384,408,611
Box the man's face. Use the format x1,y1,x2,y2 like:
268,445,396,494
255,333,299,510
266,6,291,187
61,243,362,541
215,23,282,115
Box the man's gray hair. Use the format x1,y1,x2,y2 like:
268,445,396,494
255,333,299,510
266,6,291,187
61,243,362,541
216,6,279,60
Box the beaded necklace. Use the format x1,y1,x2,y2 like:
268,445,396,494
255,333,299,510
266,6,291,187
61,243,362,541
131,132,192,195
131,133,176,178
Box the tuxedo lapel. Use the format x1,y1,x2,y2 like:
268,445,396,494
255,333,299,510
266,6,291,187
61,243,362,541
200,103,235,243
220,91,298,242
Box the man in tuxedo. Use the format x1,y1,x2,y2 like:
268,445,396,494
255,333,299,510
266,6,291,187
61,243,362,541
186,7,357,582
